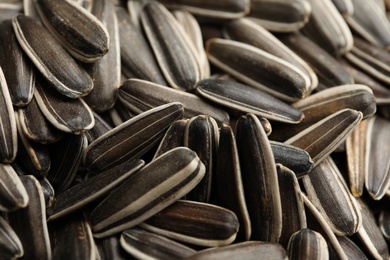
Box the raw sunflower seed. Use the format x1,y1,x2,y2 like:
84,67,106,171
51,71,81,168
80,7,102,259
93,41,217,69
287,228,329,260
0,3,21,22
85,112,112,143
379,208,390,241
83,102,184,172
248,0,312,32
235,113,282,242
0,215,23,259
109,101,137,127
34,0,109,62
140,200,239,247
119,78,230,125
126,0,145,28
141,1,201,91
153,119,188,159
23,0,40,19
120,228,196,260
39,177,54,208
5,175,51,260
337,236,369,260
331,0,354,15
97,235,128,260
12,14,94,98
195,79,304,124
90,147,205,238
0,19,34,106
206,38,310,102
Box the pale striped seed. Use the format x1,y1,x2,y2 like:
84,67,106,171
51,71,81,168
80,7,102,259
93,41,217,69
0,163,28,211
90,147,205,238
126,0,146,28
216,124,251,242
277,164,307,248
365,116,390,200
140,200,239,247
224,18,318,92
34,0,109,62
47,160,144,221
12,14,94,98
117,7,167,85
337,236,369,260
83,102,183,172
0,19,34,106
195,79,304,124
5,175,51,260
331,0,354,15
0,66,17,163
120,228,196,260
302,156,362,236
206,38,310,102
158,0,250,19
379,208,390,241
287,229,329,260
248,0,311,32
235,113,282,242
285,109,362,167
83,0,120,112
34,76,95,134
0,215,23,259
119,78,230,125
141,1,201,91
302,0,353,56
187,241,287,260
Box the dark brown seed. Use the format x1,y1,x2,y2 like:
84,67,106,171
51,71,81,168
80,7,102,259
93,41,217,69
0,215,23,259
96,235,128,260
85,112,113,143
153,119,188,159
287,228,329,260
337,236,369,260
379,208,390,242
0,163,28,212
39,177,55,208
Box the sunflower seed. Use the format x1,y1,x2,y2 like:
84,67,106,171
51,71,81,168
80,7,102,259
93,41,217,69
109,101,137,126
235,113,282,242
39,177,54,208
5,175,51,260
0,163,29,211
24,0,40,20
331,0,354,15
140,200,239,247
85,112,113,143
141,1,201,91
47,159,144,221
83,102,183,172
153,119,188,159
90,147,205,238
119,78,230,125
188,241,287,260
97,235,128,260
337,236,369,260
120,228,196,260
126,0,145,28
196,79,304,124
206,38,310,102
287,228,329,260
12,14,94,98
248,0,311,32
0,19,34,106
0,215,23,259
34,0,109,62
379,208,390,241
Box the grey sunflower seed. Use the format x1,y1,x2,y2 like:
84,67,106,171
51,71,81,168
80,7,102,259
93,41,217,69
206,38,310,102
12,14,94,98
97,235,128,260
23,0,40,19
140,200,239,247
5,175,51,260
117,7,167,86
235,113,282,242
331,0,354,15
0,215,23,259
248,0,311,32
285,109,362,167
83,102,184,172
0,66,17,163
302,156,362,236
47,159,144,221
287,228,329,260
195,79,304,124
126,0,145,28
0,19,34,106
379,208,390,241
0,163,28,211
119,78,230,125
141,1,201,91
0,3,21,22
83,0,120,112
90,147,205,238
85,112,113,143
216,124,251,242
39,177,54,208
49,213,95,260
120,228,196,260
365,116,390,200
187,241,287,260
109,101,137,127
34,0,109,62
337,236,369,260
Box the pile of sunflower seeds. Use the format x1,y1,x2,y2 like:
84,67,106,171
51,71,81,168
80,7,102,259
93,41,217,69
1,0,390,259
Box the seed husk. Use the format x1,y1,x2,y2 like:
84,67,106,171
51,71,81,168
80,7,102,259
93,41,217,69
235,113,282,242
39,177,54,208
12,14,94,98
90,147,205,238
0,215,23,259
34,0,109,62
96,235,128,260
140,200,239,247
85,112,113,143
287,228,329,260
0,3,22,22
83,102,184,172
141,1,201,91
331,0,354,15
337,236,369,260
153,119,188,159
120,228,196,260
206,38,310,102
379,208,390,242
